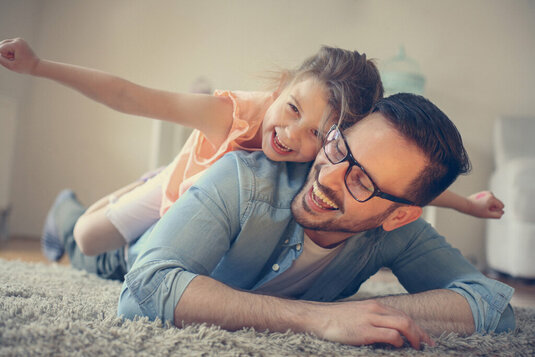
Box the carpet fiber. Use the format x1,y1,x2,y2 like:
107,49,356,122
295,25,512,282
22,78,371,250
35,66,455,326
1,258,534,356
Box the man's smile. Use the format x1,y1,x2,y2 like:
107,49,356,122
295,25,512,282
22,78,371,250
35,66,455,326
310,181,339,210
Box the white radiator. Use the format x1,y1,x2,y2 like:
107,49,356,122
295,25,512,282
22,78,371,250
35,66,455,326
0,95,16,239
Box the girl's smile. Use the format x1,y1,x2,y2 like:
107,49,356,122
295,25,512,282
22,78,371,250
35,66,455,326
271,130,293,154
261,77,332,163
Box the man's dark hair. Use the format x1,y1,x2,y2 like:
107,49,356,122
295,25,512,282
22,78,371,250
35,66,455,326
372,93,471,206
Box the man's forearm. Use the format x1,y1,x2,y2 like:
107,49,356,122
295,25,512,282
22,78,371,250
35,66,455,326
174,275,432,348
175,275,310,333
377,289,475,336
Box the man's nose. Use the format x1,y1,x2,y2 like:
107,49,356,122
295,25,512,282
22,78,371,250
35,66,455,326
318,159,349,189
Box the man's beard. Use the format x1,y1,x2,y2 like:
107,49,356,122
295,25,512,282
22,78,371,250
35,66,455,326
290,164,398,234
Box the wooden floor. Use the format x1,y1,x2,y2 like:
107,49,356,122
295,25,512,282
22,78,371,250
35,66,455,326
0,236,69,265
1,236,534,308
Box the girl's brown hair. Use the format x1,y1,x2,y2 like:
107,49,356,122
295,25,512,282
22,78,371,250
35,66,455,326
282,46,384,132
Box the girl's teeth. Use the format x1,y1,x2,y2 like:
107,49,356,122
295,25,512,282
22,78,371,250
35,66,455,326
312,182,338,209
275,133,292,151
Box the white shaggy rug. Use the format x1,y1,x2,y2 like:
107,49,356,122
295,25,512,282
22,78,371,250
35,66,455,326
0,258,534,356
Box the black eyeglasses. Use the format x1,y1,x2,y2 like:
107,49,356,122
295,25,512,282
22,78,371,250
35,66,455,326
323,125,416,206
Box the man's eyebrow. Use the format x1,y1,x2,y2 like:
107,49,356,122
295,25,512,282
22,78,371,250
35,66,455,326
290,95,303,114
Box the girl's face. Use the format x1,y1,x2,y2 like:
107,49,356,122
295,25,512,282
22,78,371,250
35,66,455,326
262,77,333,162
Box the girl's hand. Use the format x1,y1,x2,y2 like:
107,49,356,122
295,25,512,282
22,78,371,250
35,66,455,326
0,38,40,74
467,191,505,219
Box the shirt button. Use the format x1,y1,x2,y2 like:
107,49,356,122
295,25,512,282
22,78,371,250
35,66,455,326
284,239,289,244
272,264,280,272
296,243,302,251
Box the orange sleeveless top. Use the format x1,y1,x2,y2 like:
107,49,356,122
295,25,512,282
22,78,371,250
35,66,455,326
159,90,273,216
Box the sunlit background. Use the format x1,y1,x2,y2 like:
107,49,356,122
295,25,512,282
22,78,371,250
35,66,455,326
1,0,534,270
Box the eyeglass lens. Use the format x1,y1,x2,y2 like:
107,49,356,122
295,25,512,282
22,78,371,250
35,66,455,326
324,129,375,201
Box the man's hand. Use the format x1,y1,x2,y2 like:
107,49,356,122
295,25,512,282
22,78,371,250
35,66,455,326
312,299,434,349
0,38,40,74
466,191,504,219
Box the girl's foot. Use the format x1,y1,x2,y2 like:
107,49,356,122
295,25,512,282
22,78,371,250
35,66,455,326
41,189,76,261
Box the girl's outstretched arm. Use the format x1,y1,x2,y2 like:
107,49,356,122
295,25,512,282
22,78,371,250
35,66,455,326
430,189,504,219
0,38,233,148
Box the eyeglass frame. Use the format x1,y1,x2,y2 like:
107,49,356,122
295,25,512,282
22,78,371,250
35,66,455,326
322,124,417,206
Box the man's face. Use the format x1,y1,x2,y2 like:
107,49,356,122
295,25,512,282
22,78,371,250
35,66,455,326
291,113,428,240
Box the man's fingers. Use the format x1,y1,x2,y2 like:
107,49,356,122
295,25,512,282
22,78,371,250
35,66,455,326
368,327,405,347
372,312,432,350
415,322,435,347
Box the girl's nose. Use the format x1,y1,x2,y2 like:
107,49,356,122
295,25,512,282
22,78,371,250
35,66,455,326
285,124,304,141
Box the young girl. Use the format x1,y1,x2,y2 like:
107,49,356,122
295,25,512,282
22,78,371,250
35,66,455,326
0,38,505,261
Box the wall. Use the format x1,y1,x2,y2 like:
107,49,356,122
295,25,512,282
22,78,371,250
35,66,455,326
1,0,534,268
0,0,42,237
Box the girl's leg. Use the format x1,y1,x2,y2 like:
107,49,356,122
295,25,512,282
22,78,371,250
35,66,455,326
42,189,127,280
73,166,167,256
73,180,142,255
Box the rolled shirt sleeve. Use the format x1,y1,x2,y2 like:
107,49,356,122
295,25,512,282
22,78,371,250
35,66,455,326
385,220,515,334
448,279,515,333
117,154,245,324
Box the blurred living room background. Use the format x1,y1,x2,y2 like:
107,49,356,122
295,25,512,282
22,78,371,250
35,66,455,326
1,0,534,272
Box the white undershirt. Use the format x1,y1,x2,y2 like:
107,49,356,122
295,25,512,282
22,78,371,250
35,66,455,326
255,233,345,298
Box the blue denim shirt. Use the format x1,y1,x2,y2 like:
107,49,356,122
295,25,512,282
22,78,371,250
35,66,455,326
118,151,515,333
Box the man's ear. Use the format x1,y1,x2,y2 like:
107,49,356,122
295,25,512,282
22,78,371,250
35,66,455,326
381,205,423,232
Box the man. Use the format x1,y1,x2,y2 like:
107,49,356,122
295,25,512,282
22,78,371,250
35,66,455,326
51,93,514,349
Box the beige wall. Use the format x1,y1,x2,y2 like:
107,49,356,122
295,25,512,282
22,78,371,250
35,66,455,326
2,0,534,268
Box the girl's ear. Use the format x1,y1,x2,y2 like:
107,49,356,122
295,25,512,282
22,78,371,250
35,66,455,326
381,205,422,232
